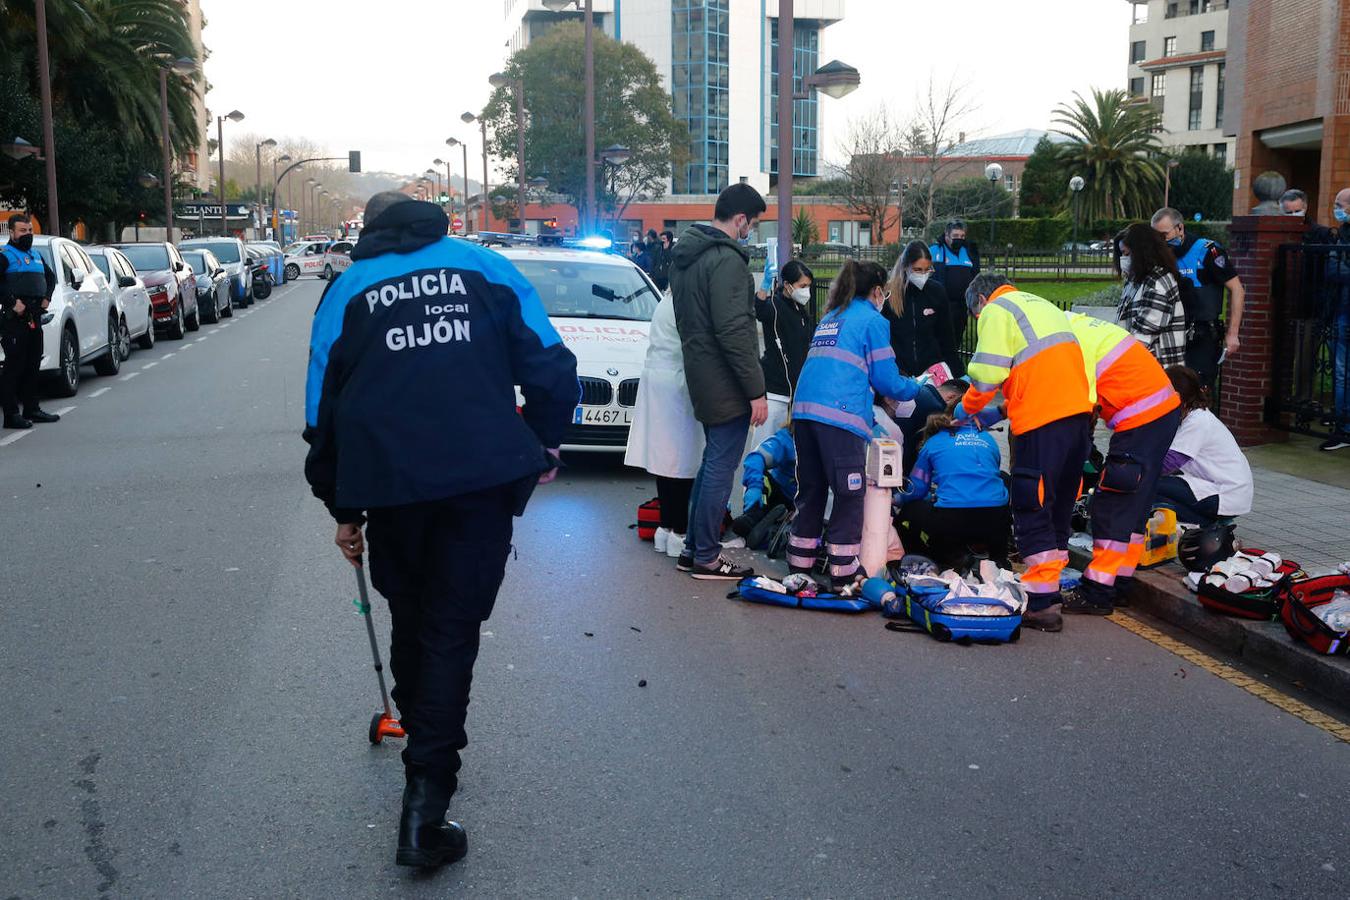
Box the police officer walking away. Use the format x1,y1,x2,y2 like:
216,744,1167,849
1,213,61,429
303,192,578,869
1152,207,1245,391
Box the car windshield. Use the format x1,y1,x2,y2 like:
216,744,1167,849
89,255,111,278
181,251,208,271
118,245,170,270
509,257,658,322
184,241,240,263
282,242,306,255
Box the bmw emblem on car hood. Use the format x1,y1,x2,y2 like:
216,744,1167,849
606,367,620,377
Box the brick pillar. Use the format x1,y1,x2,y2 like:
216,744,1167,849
1221,215,1307,446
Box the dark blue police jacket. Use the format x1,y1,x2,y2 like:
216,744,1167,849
304,206,579,522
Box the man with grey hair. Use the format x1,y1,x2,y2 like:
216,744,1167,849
1152,207,1245,390
1281,189,1335,242
304,190,579,868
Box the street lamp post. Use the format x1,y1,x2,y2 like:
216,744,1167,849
435,157,453,212
271,153,291,242
426,168,442,204
255,137,276,239
462,112,490,232
1069,175,1085,265
158,56,196,240
34,0,59,235
1163,157,1180,210
593,144,631,234
489,72,528,233
216,109,244,236
984,162,1004,258
446,138,471,231
542,0,596,233
775,0,860,267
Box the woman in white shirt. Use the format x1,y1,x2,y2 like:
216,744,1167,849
1154,365,1253,525
625,294,705,559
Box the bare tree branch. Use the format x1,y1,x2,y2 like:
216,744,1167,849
834,105,905,241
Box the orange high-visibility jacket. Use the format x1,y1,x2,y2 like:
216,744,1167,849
1066,313,1180,432
961,287,1092,435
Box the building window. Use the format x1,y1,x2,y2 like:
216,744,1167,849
1151,73,1166,98
1133,2,1149,25
671,0,730,194
1201,30,1215,52
770,20,820,179
1213,143,1227,163
1131,40,1146,64
1215,62,1225,129
1165,2,1178,19
1188,66,1204,130
1163,36,1177,57
1130,77,1145,97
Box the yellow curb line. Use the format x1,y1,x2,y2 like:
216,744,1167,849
1109,612,1350,744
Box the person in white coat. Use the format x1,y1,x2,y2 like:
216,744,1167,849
625,295,707,559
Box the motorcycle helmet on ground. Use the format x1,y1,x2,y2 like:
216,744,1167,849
1177,522,1237,573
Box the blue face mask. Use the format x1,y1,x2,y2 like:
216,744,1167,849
1167,236,1183,248
1336,207,1349,224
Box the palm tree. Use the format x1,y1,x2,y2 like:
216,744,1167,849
1052,88,1163,221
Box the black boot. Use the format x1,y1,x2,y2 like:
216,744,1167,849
23,407,60,423
396,772,467,869
3,413,32,429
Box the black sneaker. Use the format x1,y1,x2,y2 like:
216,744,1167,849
675,553,693,572
23,407,59,423
1319,433,1350,452
1063,590,1113,616
689,556,754,581
3,414,32,430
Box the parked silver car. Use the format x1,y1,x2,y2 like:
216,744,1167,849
86,245,155,359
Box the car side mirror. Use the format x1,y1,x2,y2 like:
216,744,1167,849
70,267,87,286
173,261,184,271
118,275,137,288
214,269,224,277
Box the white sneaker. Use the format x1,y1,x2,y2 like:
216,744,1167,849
653,527,670,553
666,533,686,558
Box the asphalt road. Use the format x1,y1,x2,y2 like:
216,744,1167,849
1,277,1346,899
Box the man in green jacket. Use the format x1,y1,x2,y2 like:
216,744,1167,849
668,183,769,580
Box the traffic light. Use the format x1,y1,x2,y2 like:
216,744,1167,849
439,192,449,204
348,150,361,173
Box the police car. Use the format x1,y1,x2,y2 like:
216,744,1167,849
281,239,331,280
321,239,356,280
491,238,659,452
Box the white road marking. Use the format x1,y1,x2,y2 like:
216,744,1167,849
0,430,32,446
180,343,194,351
194,337,208,343
89,387,111,398
161,352,175,359
141,361,158,370
54,406,75,416
119,372,140,381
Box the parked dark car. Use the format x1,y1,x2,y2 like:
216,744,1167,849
110,241,199,339
180,248,232,324
179,237,253,308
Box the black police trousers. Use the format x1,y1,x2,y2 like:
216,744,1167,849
0,318,43,416
366,484,516,794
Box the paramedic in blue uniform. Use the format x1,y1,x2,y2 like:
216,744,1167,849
303,192,578,870
1152,207,1245,390
0,213,61,429
928,219,980,348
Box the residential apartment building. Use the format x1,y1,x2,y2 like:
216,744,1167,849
503,0,845,201
1225,0,1350,218
1126,0,1234,162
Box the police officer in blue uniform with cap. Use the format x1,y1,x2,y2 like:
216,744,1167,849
0,213,60,429
1152,207,1246,390
304,191,578,870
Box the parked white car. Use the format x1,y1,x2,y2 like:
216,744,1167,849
282,239,331,280
494,244,658,452
86,245,155,359
0,235,123,396
321,239,355,281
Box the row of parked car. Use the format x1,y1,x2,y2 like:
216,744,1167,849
1,234,293,397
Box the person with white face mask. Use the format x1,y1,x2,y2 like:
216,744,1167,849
881,240,964,379
1115,223,1187,367
751,258,815,448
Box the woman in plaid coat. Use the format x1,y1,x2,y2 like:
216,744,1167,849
1114,223,1188,367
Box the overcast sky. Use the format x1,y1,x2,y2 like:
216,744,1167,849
201,0,1134,179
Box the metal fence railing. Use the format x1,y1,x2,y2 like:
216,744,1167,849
1270,243,1349,439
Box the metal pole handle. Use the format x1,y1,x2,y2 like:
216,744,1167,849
354,564,395,718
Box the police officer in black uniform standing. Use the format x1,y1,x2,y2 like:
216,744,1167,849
1152,207,1246,391
1,213,61,429
304,192,578,869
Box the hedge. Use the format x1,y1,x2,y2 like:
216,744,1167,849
929,218,1231,250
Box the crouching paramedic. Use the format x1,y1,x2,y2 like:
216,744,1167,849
1063,313,1181,615
303,192,579,869
956,275,1092,633
789,260,920,590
